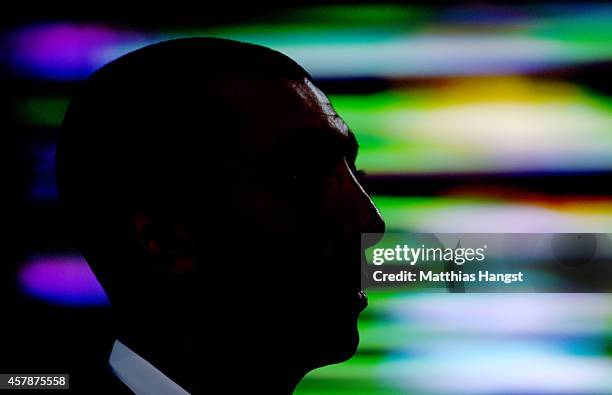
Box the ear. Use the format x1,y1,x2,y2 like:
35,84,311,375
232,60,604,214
132,211,196,274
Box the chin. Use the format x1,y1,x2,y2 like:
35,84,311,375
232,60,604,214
331,329,360,363
313,319,361,367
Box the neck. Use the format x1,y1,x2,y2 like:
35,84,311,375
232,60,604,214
240,363,307,394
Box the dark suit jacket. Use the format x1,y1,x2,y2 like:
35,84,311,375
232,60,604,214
64,339,133,395
67,362,132,394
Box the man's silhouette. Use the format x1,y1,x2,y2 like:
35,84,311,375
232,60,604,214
56,38,384,394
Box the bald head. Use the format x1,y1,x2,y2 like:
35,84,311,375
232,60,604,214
56,38,384,385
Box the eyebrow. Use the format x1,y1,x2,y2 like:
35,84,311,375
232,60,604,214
345,129,359,164
277,127,359,164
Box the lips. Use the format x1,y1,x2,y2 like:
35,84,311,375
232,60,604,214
356,290,368,311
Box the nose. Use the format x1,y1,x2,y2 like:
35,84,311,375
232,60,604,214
328,159,385,247
351,169,385,249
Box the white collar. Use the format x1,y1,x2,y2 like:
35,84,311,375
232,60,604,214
109,339,190,395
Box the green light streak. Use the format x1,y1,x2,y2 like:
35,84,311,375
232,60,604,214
330,83,612,174
371,195,504,232
15,96,70,128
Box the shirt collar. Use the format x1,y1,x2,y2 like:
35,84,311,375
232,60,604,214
109,339,190,395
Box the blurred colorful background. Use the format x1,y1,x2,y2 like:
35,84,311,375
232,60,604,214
3,3,612,394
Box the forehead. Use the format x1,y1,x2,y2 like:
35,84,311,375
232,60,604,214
214,77,349,149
